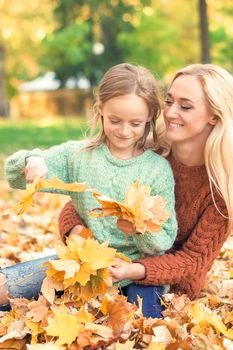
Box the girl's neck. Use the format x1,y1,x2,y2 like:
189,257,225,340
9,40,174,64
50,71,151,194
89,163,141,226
106,141,144,160
171,142,205,166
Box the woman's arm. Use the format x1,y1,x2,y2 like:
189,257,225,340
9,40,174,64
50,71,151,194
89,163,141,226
58,200,85,241
134,197,229,297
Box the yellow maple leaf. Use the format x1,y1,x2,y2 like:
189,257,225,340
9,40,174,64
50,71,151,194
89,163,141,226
76,238,116,270
11,177,87,215
45,306,85,346
190,302,233,339
48,259,80,279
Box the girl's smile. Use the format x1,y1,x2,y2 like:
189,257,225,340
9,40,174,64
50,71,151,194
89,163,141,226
101,94,151,159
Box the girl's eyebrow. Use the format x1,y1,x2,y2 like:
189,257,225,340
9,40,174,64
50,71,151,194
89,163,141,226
166,92,194,103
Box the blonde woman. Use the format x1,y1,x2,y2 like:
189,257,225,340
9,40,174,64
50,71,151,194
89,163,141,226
59,63,233,301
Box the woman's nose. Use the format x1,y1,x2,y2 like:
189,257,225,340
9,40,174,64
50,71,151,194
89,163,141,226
165,103,179,119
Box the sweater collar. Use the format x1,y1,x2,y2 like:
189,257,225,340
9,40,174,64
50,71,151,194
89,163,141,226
101,143,153,167
168,153,207,177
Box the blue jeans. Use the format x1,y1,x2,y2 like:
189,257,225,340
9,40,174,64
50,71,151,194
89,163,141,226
0,257,164,318
121,283,164,318
0,255,57,310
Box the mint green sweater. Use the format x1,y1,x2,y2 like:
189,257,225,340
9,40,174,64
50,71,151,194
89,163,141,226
5,141,177,266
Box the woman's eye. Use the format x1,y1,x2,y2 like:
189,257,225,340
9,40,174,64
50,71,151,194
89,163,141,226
164,100,173,106
180,105,192,110
131,123,141,127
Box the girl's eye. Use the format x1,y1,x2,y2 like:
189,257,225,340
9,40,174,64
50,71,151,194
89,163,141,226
110,120,120,124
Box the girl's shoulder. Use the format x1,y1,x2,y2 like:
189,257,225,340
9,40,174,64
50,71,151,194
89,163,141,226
144,149,171,168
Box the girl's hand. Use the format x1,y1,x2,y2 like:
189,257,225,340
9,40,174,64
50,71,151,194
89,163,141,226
109,258,146,282
117,219,137,235
24,156,48,183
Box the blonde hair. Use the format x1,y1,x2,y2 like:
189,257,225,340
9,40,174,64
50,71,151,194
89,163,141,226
160,64,233,233
86,63,162,150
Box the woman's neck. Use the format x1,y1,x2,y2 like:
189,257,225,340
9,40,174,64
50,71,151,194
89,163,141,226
171,142,205,166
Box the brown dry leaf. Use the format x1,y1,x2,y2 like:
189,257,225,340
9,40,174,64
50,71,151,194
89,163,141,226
89,181,170,234
10,177,87,215
115,339,136,349
0,338,27,349
85,322,113,339
27,343,65,349
40,276,63,304
26,296,49,323
0,319,28,343
147,343,166,350
151,325,173,344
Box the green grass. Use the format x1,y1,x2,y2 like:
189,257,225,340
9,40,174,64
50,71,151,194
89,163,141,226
0,116,88,179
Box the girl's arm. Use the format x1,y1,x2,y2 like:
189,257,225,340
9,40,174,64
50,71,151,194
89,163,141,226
5,141,80,190
132,165,178,256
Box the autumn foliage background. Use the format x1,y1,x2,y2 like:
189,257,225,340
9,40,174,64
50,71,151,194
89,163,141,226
0,1,233,348
0,170,232,349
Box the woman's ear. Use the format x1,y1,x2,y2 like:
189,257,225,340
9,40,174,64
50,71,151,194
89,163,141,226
209,114,218,125
98,102,103,116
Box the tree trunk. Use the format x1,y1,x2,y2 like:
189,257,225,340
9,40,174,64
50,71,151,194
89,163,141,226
199,0,211,63
0,45,9,117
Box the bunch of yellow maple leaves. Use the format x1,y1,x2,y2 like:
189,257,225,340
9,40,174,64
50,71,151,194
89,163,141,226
0,180,232,350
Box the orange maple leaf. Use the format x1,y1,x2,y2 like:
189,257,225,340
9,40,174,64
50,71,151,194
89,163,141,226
101,294,135,337
89,181,171,234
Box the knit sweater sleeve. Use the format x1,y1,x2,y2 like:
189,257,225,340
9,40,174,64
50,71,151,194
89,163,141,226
133,159,178,255
135,196,229,290
4,141,82,191
58,200,84,241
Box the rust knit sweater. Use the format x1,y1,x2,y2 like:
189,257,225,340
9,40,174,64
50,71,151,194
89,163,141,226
58,155,229,300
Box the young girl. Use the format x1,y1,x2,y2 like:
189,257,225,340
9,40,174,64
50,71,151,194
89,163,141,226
58,63,233,302
3,63,177,317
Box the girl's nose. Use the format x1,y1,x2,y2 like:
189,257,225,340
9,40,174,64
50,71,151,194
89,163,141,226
119,123,130,136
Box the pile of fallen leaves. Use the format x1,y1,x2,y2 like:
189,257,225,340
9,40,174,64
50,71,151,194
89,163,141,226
0,180,233,350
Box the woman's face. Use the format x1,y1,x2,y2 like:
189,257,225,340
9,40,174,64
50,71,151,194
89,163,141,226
163,75,216,145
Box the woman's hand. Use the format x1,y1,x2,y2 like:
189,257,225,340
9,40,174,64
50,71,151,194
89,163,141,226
109,258,146,283
117,219,137,235
69,225,84,238
24,156,48,183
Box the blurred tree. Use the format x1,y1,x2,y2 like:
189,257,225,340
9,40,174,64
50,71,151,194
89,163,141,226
0,45,8,116
209,0,233,72
199,0,211,63
0,0,55,98
40,0,148,86
119,1,199,81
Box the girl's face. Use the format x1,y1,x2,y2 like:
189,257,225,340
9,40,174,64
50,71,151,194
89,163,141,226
164,75,216,145
101,94,150,159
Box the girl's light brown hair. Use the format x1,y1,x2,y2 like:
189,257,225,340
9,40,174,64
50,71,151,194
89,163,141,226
86,63,162,150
